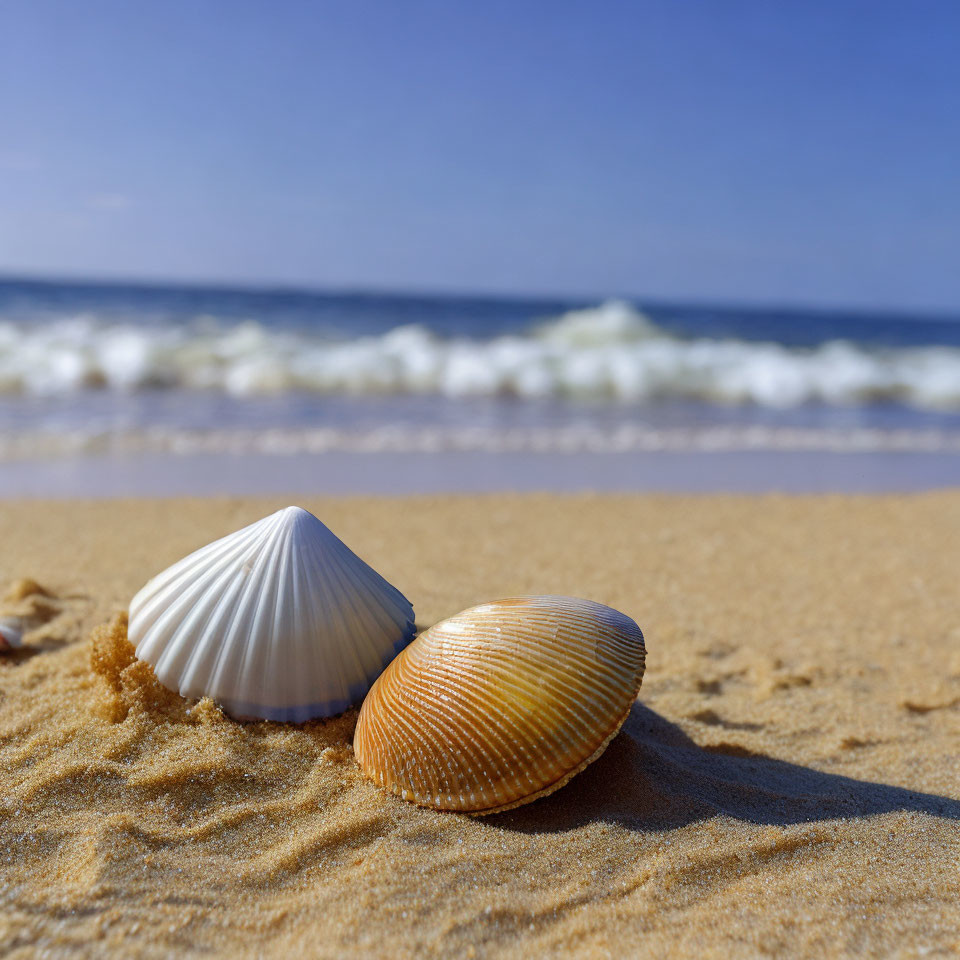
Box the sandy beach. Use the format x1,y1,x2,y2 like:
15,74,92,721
1,493,958,958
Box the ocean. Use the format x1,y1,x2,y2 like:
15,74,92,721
2,277,960,495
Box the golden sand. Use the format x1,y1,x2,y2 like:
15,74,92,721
1,494,958,958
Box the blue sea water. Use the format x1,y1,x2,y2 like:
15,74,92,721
1,277,959,493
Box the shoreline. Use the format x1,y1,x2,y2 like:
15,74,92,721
1,448,960,498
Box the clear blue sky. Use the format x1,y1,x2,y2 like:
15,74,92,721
2,0,959,310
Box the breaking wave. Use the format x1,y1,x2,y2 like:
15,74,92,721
3,300,960,409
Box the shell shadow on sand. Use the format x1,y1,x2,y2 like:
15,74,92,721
491,703,960,833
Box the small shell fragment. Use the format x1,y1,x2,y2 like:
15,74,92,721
354,596,645,814
0,616,23,651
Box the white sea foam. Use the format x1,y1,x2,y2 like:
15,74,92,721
2,300,960,408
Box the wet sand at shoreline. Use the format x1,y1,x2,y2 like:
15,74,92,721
1,449,960,499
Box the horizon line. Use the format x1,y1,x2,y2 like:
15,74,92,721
0,268,958,323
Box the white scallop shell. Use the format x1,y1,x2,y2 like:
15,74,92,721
129,506,415,721
0,616,23,651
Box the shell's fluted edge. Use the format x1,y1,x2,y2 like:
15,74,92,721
220,628,415,722
129,506,416,721
354,595,645,814
466,702,634,816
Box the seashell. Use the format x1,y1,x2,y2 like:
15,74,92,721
354,596,645,814
129,506,415,722
0,616,23,651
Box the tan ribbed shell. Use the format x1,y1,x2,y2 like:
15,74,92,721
354,596,645,814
